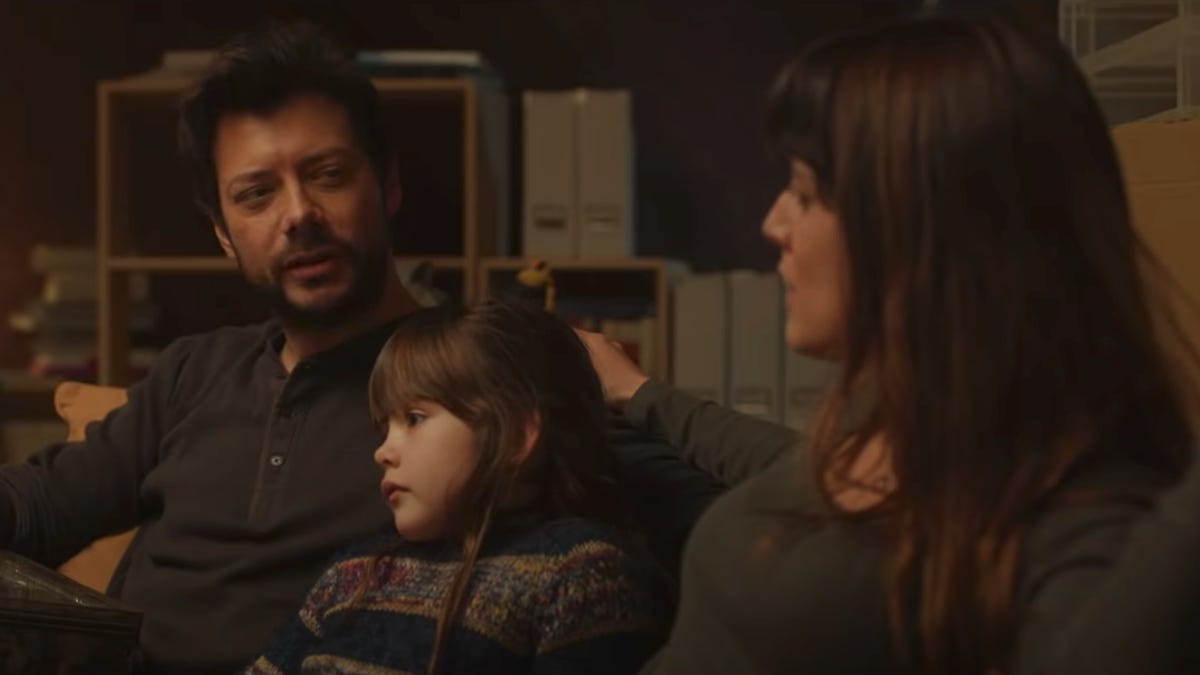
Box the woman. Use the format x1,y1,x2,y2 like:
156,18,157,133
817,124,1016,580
580,8,1197,675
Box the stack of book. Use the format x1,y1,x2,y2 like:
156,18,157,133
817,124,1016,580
7,246,157,382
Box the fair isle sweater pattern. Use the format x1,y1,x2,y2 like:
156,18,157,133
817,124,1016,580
245,518,665,675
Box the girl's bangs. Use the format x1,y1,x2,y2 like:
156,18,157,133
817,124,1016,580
367,318,475,428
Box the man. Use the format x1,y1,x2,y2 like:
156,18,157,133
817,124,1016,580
1,23,724,674
2,24,420,673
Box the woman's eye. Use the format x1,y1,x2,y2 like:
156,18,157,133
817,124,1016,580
786,187,811,210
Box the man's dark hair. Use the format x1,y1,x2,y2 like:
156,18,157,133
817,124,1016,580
178,22,390,225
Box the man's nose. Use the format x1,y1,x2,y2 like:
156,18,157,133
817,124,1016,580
280,180,322,234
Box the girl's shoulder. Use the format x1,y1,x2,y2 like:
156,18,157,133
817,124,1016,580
489,517,670,597
329,529,404,563
492,516,634,557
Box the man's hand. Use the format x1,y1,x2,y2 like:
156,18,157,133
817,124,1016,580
573,328,651,408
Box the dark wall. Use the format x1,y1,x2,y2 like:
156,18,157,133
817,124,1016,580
0,1,1054,370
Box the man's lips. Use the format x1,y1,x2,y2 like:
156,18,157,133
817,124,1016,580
282,249,341,280
284,249,337,270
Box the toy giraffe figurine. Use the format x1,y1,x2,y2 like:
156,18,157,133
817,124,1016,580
515,259,557,313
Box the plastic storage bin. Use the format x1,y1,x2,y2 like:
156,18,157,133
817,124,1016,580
1061,0,1200,124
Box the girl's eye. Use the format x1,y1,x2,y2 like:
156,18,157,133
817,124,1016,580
404,411,426,427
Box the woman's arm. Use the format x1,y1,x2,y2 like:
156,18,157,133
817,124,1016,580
624,379,803,487
576,329,803,487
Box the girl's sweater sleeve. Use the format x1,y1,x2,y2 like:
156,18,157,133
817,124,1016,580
243,560,346,673
532,537,667,675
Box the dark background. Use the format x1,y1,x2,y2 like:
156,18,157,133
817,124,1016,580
0,0,1055,370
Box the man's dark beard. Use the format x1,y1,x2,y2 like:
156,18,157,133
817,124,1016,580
247,232,390,332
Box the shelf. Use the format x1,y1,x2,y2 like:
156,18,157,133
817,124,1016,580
477,258,685,382
103,75,480,97
107,256,236,272
373,78,476,96
481,257,680,272
104,255,466,273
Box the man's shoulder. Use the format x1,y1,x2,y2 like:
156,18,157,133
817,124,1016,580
169,320,276,352
157,321,278,370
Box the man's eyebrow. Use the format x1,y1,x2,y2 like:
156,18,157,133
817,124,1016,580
224,148,357,193
298,147,356,169
225,169,274,193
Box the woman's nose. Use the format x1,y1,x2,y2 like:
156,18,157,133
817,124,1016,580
761,193,789,245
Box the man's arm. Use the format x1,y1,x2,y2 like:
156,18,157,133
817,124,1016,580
0,339,187,567
607,410,726,579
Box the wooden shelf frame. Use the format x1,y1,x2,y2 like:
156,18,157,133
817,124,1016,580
105,255,466,273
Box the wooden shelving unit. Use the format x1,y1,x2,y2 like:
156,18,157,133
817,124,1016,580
96,71,509,385
479,257,685,381
95,68,680,386
0,373,61,465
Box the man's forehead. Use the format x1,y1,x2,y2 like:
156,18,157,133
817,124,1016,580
212,92,360,170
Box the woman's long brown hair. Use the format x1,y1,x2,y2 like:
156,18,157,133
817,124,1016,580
767,8,1197,673
364,298,623,675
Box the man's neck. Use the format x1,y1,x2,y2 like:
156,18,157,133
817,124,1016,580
279,274,419,372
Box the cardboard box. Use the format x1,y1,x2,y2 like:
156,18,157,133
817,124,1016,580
1111,118,1200,374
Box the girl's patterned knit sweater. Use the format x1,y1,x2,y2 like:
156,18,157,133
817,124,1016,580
244,516,667,674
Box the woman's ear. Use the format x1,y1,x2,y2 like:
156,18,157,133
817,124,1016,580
512,412,541,466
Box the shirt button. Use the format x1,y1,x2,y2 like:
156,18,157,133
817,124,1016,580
268,454,285,468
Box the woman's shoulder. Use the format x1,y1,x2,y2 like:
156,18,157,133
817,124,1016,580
1019,455,1177,594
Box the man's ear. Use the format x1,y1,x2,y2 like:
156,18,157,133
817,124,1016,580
383,158,403,216
212,220,236,259
512,413,541,467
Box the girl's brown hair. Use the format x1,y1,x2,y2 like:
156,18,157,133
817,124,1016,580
767,8,1197,673
365,298,621,675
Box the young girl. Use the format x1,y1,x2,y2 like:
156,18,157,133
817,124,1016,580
244,299,667,674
